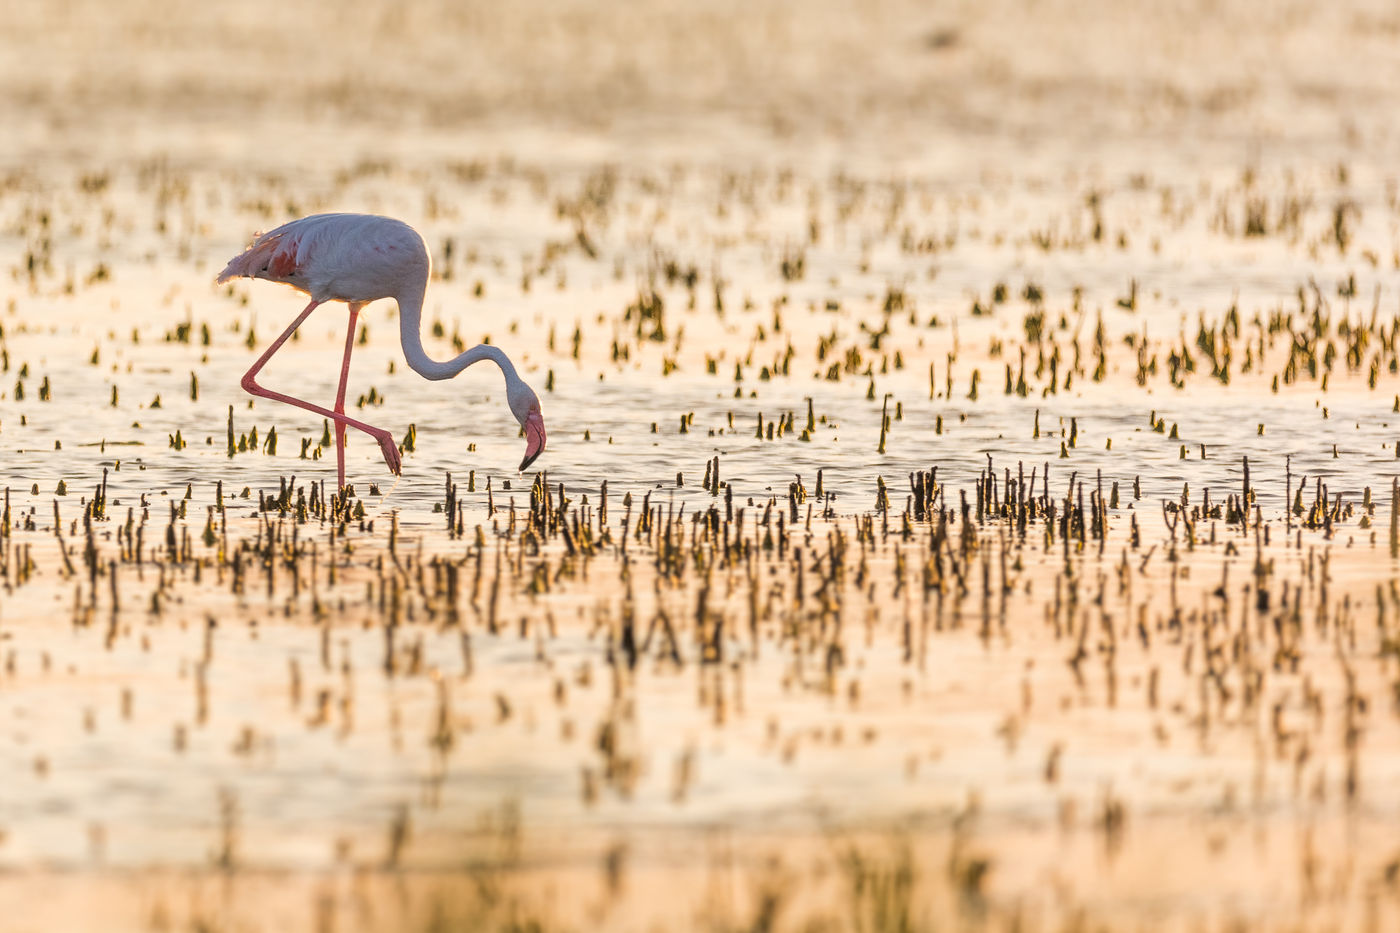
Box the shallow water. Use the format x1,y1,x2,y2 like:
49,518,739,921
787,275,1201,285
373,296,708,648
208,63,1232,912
4,1,1400,931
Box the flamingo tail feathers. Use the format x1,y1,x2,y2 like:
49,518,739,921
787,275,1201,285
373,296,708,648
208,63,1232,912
215,231,300,284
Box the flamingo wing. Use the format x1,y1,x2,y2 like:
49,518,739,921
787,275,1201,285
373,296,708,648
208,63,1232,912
216,224,307,286
216,214,422,302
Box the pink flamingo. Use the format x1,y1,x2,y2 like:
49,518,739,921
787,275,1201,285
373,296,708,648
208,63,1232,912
216,213,547,489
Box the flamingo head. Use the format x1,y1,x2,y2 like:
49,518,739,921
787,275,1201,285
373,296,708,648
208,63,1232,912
509,384,547,471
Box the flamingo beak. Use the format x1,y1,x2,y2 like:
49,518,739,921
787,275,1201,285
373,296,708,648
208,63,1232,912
519,409,546,471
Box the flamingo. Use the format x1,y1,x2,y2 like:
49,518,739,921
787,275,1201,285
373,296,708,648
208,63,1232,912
216,213,546,489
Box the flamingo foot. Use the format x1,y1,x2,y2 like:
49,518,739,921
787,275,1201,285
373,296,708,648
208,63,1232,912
373,431,402,475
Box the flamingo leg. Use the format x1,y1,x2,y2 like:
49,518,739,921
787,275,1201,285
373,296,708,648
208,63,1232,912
240,299,402,477
333,304,362,490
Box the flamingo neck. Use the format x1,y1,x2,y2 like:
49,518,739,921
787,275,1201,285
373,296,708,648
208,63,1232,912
395,283,523,391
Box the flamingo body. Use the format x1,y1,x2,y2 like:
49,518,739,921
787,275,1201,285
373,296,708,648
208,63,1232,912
217,213,546,487
219,214,427,304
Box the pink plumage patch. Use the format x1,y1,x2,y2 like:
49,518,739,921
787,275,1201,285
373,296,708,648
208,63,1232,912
270,248,299,277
